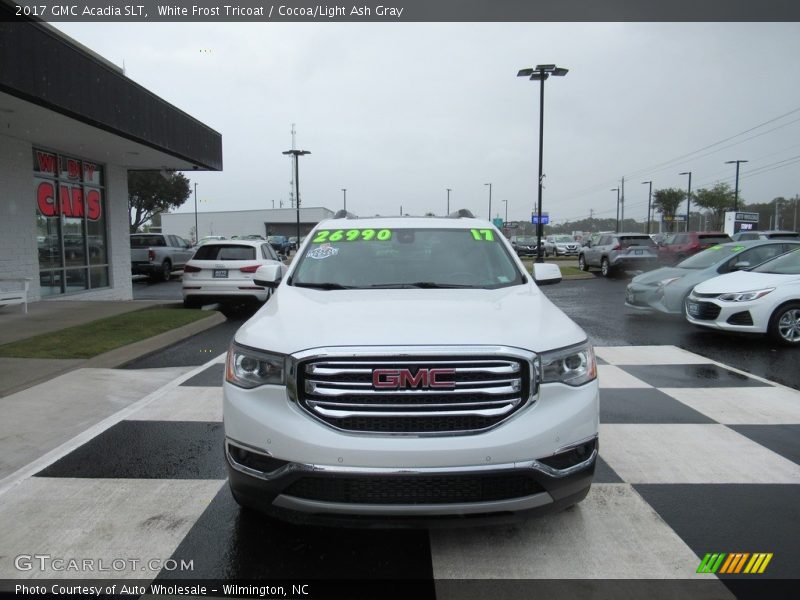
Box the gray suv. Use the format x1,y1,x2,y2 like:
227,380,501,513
578,233,658,277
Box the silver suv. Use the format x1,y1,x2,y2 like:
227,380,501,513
578,233,658,277
543,234,580,257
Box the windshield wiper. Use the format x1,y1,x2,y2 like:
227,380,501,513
293,282,354,290
368,282,475,289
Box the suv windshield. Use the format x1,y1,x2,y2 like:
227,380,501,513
555,235,573,243
290,227,525,289
752,248,800,275
515,236,537,244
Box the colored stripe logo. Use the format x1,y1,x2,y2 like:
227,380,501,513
697,553,773,574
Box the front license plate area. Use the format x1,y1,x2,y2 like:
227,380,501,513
213,269,229,278
687,302,700,317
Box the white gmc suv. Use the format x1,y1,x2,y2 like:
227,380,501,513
223,212,599,525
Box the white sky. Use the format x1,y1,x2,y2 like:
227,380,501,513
56,22,800,224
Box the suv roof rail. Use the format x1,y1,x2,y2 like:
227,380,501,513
333,210,358,219
447,209,476,219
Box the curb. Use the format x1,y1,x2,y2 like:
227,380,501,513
85,311,227,368
0,311,226,397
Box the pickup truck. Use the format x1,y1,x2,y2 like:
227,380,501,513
223,210,599,525
130,233,194,281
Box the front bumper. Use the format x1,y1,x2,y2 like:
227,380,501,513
685,296,767,333
625,283,682,314
226,436,597,526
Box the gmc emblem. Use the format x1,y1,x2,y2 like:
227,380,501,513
372,368,456,389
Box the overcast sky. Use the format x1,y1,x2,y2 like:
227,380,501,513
56,22,800,225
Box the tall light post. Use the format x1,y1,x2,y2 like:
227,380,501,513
679,171,692,232
642,181,652,234
484,182,492,220
341,188,347,211
282,149,311,244
518,63,568,262
446,188,451,214
193,182,198,243
725,160,748,211
502,199,508,223
612,187,620,232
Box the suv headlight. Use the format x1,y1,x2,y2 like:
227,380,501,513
540,341,597,387
226,343,287,388
718,288,774,302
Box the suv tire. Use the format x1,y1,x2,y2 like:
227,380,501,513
578,255,588,272
601,257,612,278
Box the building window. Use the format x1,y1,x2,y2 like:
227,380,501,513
33,149,109,296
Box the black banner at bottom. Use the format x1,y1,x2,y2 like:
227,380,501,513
1,579,797,600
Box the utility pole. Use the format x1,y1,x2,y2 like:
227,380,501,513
620,176,625,229
193,183,198,244
289,124,296,209
484,183,492,220
679,171,692,233
775,198,781,230
642,181,653,234
725,160,748,211
446,188,451,214
341,188,347,211
794,195,798,231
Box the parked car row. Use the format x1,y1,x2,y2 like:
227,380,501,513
624,240,800,346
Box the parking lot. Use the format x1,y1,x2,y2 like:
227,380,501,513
0,271,795,598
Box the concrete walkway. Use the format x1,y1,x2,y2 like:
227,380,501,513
0,299,225,397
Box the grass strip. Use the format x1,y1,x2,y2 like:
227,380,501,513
0,307,213,359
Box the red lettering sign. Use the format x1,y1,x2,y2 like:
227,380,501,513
36,152,57,175
86,189,101,220
37,181,57,216
36,181,102,221
67,159,81,180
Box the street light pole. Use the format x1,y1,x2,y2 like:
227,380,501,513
446,188,451,214
642,181,652,234
612,188,620,232
679,171,692,232
725,160,748,211
341,188,347,211
193,183,198,243
484,182,492,221
518,64,568,263
282,149,311,245
502,199,508,223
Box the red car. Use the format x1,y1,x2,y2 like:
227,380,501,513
658,231,732,264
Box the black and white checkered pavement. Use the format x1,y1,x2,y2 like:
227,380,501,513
0,345,798,589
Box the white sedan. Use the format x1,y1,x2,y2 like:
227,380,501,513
182,240,286,309
685,248,800,345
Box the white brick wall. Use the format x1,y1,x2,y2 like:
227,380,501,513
0,135,38,295
0,134,132,302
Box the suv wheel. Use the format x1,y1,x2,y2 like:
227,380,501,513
601,258,612,278
769,302,800,346
578,255,588,271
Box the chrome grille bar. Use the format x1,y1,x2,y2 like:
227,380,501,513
294,348,536,435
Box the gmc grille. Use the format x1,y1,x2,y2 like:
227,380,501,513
297,355,534,434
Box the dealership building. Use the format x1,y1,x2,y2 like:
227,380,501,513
0,10,222,302
161,207,335,241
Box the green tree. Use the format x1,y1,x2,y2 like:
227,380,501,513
128,171,191,233
693,183,736,230
652,188,685,232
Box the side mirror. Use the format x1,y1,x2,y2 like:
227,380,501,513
533,263,562,286
732,261,751,271
253,264,283,288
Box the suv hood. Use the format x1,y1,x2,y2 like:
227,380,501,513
694,271,800,294
235,284,587,355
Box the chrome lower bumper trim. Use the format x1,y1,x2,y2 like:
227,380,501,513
225,437,598,482
272,491,554,515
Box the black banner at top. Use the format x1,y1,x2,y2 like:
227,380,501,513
3,0,800,23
